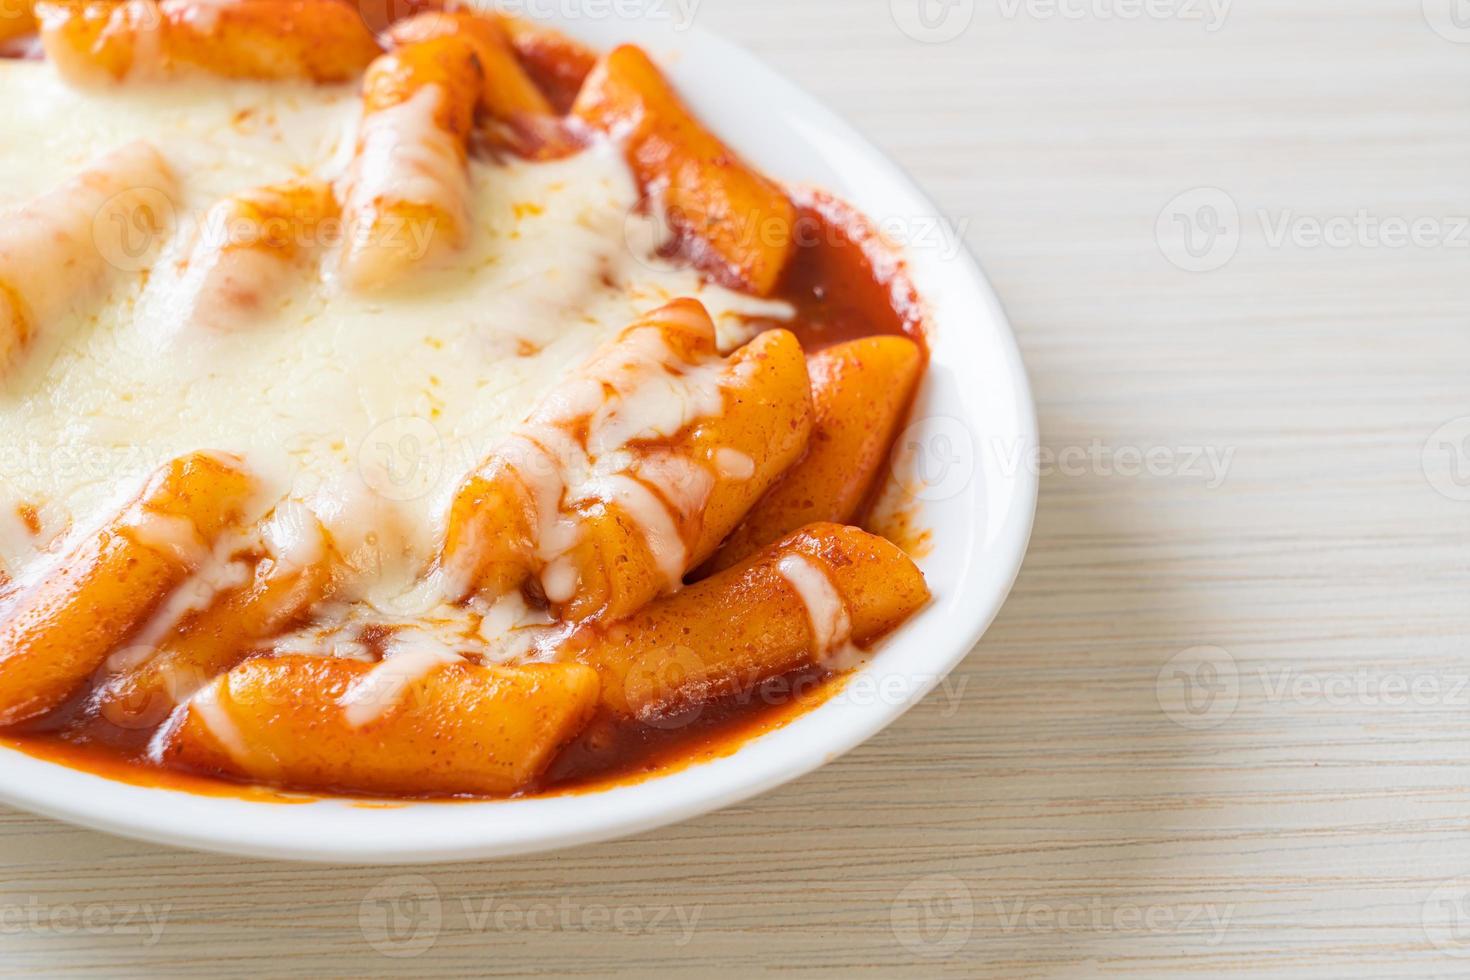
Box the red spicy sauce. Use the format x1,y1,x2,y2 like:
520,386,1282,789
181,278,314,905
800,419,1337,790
0,50,931,800
0,185,926,801
771,188,928,353
1,668,847,803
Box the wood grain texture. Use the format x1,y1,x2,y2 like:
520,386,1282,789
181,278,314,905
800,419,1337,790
2,0,1469,975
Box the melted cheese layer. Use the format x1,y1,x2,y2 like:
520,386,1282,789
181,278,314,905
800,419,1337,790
0,61,791,603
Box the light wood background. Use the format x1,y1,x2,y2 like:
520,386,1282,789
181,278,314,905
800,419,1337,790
3,0,1469,976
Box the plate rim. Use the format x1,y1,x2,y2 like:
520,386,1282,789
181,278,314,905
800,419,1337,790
0,16,1039,864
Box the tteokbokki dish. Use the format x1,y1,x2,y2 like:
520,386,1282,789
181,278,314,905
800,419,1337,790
0,1,935,798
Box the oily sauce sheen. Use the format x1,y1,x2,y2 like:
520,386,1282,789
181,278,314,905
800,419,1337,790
774,191,927,352
0,186,929,800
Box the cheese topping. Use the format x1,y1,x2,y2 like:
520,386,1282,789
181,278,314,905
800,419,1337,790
776,554,854,661
467,306,742,603
0,139,176,368
0,62,793,620
172,179,339,332
121,510,211,567
582,472,687,583
260,500,329,574
179,680,255,769
339,630,464,728
127,539,252,652
339,84,469,286
714,448,756,481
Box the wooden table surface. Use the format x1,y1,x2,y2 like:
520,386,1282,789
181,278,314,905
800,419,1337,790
3,0,1468,976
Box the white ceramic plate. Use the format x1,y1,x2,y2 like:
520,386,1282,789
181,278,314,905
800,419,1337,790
0,14,1037,863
